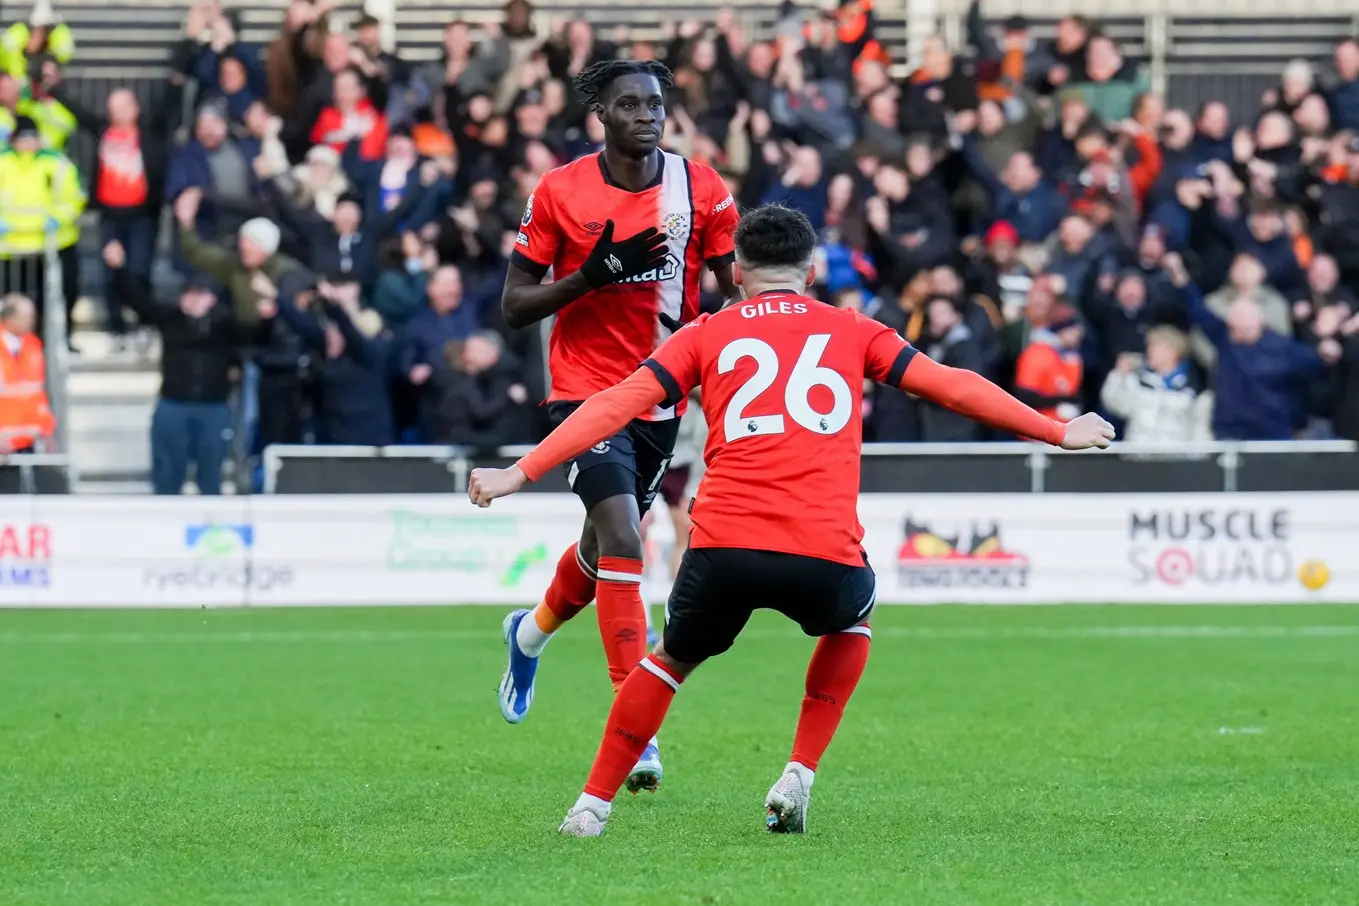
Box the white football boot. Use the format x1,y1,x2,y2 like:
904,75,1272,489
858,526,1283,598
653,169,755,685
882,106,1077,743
558,799,610,837
765,763,814,834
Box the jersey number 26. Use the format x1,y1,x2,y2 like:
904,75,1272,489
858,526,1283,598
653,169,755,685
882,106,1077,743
717,334,853,442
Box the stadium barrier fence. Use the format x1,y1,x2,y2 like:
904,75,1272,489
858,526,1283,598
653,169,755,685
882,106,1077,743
0,490,1352,607
260,440,1359,495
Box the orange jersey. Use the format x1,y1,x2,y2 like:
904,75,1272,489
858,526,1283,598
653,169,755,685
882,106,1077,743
644,294,915,566
511,151,740,420
1014,340,1083,422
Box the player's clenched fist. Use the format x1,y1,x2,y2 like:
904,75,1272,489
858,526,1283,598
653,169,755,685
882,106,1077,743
468,465,527,507
578,219,669,287
1060,412,1117,451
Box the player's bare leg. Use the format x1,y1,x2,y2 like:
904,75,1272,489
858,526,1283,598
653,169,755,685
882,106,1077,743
498,529,598,724
559,643,700,836
639,509,660,646
578,496,662,793
766,622,873,834
667,502,691,579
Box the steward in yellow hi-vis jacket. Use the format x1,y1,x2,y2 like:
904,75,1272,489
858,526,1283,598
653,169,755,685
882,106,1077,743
1,8,77,152
0,116,85,256
0,14,75,81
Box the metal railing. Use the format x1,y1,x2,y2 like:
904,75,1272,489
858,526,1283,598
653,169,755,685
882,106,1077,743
261,439,1359,495
0,453,73,494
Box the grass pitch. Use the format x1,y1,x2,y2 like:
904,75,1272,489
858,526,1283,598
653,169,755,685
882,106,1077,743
2,604,1357,905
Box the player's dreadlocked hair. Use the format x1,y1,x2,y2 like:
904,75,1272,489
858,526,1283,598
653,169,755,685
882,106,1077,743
573,59,675,110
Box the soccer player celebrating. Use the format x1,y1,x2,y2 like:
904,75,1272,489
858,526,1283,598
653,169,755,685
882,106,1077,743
496,58,741,794
470,204,1115,837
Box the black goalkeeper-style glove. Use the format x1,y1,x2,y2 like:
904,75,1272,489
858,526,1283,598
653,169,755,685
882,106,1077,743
578,219,670,288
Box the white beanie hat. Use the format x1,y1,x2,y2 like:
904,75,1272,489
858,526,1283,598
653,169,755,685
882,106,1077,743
30,0,56,28
239,218,280,257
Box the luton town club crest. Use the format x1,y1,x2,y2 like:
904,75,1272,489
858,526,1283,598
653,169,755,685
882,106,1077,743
662,212,689,240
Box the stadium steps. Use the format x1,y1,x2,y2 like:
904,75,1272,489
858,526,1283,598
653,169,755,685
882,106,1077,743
65,327,161,493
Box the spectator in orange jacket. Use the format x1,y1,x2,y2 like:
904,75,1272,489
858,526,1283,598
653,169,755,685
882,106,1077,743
310,67,389,162
1013,307,1085,422
1119,92,1165,214
0,294,56,454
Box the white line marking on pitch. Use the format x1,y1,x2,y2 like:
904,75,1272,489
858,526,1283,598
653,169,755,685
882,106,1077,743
0,625,1357,645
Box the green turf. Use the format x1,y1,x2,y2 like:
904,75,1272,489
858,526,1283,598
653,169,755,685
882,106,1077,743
2,604,1358,905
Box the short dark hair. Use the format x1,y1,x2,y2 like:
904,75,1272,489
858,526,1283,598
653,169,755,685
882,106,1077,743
574,59,674,109
1075,122,1107,144
734,204,817,271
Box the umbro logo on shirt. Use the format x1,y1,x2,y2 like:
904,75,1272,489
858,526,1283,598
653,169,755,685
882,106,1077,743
583,221,604,234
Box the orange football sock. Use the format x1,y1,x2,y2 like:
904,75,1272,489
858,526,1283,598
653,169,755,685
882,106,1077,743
515,544,596,657
790,626,872,771
583,656,681,800
595,555,647,691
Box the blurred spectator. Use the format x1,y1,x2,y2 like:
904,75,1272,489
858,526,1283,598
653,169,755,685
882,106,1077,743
0,2,74,81
965,220,1033,321
0,114,85,346
427,329,528,448
422,19,509,131
1329,39,1359,131
917,296,992,440
264,153,439,289
1,2,76,150
1072,33,1148,123
398,265,488,430
1193,254,1291,370
1101,323,1213,443
1042,15,1091,91
1177,256,1333,440
0,293,55,453
290,29,391,161
259,141,348,222
352,13,423,130
864,163,954,294
166,101,263,242
957,121,1067,243
51,75,179,344
183,2,266,125
173,187,310,325
1292,254,1355,339
127,274,268,495
762,145,828,230
1086,267,1181,365
262,0,328,124
1264,59,1316,118
1044,214,1116,308
372,232,438,330
1013,305,1084,423
268,278,394,445
901,36,978,140
310,66,389,161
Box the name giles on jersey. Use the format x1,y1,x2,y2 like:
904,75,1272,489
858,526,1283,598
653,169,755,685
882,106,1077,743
740,299,810,318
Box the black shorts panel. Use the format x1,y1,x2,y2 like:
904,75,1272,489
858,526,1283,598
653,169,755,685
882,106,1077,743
547,401,680,513
663,548,877,664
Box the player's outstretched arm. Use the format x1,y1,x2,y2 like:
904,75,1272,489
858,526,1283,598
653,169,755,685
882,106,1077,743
467,369,670,507
898,353,1116,450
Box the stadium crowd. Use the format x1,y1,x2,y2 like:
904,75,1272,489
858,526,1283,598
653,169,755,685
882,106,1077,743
2,0,1359,487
